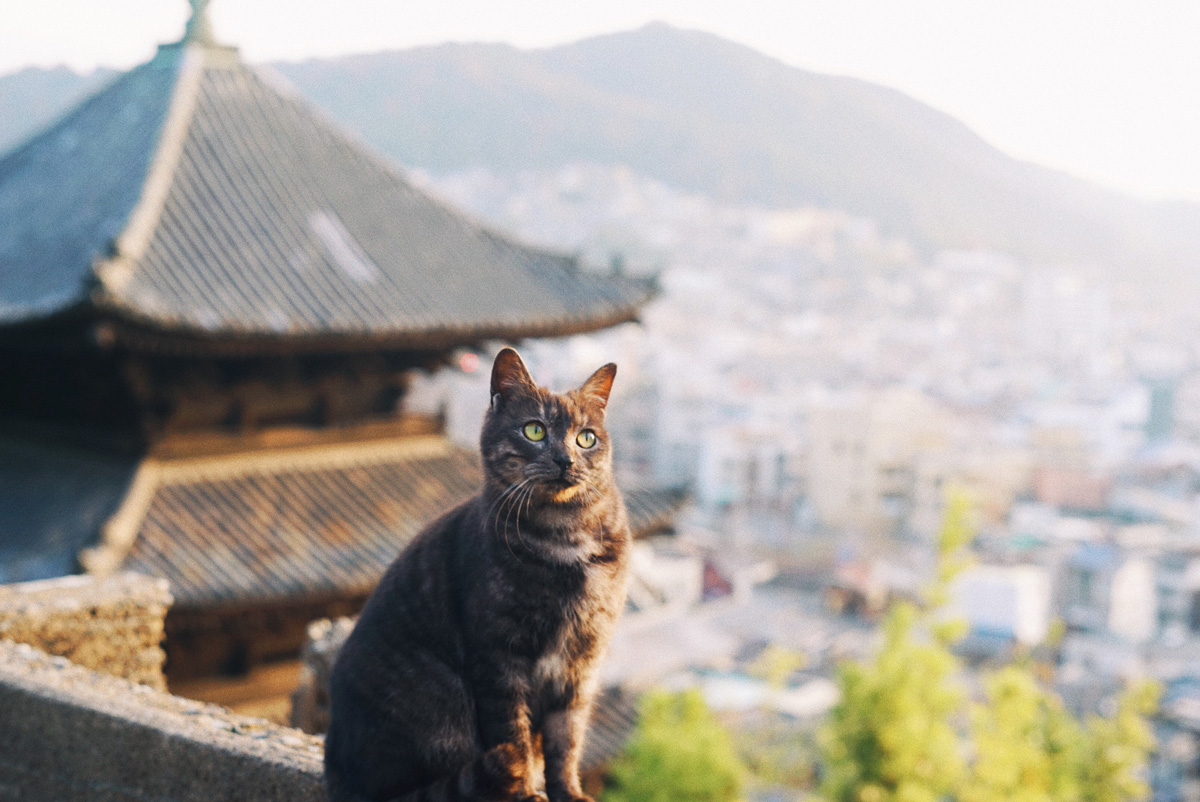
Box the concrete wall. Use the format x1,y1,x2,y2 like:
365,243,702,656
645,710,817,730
0,572,170,690
0,573,325,801
0,639,325,802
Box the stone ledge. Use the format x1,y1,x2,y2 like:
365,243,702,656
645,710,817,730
0,572,171,689
0,640,324,802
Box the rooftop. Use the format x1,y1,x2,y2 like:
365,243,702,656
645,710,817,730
3,431,688,609
0,3,652,355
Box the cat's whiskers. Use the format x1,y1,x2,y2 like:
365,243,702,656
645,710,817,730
505,479,531,533
503,477,541,555
490,478,532,559
515,481,538,547
484,478,523,521
501,480,523,540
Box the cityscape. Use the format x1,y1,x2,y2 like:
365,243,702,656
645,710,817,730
414,162,1200,799
2,3,1200,802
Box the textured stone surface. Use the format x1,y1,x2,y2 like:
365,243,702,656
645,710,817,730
291,616,355,734
0,640,325,802
0,572,171,689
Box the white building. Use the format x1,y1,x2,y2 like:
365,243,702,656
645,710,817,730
951,563,1053,645
1061,544,1158,644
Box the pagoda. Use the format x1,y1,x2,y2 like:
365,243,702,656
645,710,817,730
0,2,669,695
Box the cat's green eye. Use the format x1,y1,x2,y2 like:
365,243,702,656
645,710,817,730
576,429,597,449
523,421,546,442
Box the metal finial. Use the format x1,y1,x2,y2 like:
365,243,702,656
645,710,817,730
184,0,215,45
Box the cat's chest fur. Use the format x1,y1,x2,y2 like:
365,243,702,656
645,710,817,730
530,565,620,700
531,596,589,693
483,544,625,695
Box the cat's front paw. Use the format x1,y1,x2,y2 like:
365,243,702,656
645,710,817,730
519,795,550,802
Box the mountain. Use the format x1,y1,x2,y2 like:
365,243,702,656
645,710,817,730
3,24,1196,272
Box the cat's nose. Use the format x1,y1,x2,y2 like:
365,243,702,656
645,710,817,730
553,454,574,473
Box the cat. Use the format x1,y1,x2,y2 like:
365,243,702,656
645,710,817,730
325,347,631,802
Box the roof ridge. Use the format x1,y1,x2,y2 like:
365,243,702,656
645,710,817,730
147,433,463,484
91,46,208,298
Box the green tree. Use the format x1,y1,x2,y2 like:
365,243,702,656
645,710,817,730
748,644,807,692
967,667,1160,802
819,487,1160,802
603,688,747,802
1079,680,1160,802
819,600,966,802
819,489,973,802
964,665,1088,802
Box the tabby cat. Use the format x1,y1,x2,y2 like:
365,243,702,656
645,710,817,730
325,347,631,802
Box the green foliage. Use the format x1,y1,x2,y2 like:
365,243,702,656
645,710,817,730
927,487,975,609
820,489,1160,802
603,689,747,802
1079,681,1160,802
965,665,1088,802
820,490,974,802
820,601,966,802
967,669,1160,802
736,714,818,791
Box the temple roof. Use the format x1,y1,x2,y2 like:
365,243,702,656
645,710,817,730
114,436,479,608
0,34,652,352
0,432,688,609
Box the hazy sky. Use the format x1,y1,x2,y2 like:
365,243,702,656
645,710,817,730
3,1,1198,203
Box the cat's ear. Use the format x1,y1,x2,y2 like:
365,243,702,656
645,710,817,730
490,347,535,407
578,363,617,408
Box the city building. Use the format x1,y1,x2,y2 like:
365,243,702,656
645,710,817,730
805,388,945,537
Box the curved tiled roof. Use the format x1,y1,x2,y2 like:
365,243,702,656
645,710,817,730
0,41,653,349
49,435,684,610
117,436,480,609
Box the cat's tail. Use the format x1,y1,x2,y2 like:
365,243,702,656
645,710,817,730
327,744,527,802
